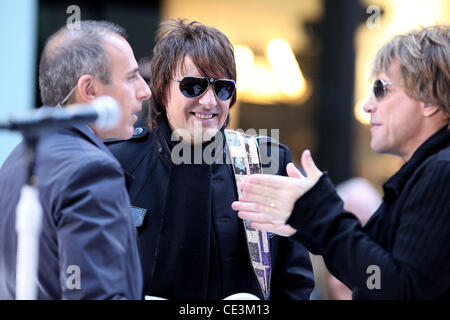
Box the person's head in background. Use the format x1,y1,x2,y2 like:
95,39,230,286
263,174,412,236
39,20,151,140
148,18,237,144
325,178,382,300
336,177,382,225
363,25,449,162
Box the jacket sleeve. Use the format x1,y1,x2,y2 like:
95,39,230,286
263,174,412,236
262,139,315,299
271,235,315,299
54,158,142,299
288,160,450,299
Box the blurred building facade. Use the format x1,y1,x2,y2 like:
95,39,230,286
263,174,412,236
0,0,449,300
0,1,449,260
2,0,449,186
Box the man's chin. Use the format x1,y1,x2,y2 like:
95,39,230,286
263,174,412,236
117,127,134,141
171,125,220,145
370,141,389,155
202,128,220,142
186,127,219,144
190,134,215,145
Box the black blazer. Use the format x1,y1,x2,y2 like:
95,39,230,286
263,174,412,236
288,127,450,299
107,125,314,300
0,122,142,299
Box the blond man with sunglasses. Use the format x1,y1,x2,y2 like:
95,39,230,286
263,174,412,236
233,25,450,299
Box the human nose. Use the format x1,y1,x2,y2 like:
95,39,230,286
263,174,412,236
363,95,376,114
136,75,151,101
198,85,217,109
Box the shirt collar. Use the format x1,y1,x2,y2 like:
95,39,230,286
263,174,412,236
383,125,450,201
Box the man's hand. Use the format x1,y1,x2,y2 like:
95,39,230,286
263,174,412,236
232,150,322,237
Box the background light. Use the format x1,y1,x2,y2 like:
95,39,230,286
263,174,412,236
234,45,254,92
234,38,309,105
267,38,307,98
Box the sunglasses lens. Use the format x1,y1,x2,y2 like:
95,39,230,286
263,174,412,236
179,77,208,98
214,80,235,101
373,80,386,99
178,77,235,101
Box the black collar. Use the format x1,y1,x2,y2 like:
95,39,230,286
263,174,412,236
383,126,450,201
38,106,113,156
39,106,133,189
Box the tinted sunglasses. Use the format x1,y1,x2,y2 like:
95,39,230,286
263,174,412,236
372,79,398,100
172,76,236,101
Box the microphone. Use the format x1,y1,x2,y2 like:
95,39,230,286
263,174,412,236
0,96,121,131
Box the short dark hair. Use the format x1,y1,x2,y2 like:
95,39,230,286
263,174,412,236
148,18,237,128
39,20,127,106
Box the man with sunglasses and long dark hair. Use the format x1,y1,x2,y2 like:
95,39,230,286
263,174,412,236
232,25,450,299
107,18,314,300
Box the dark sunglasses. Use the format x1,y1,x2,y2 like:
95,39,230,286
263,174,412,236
373,79,398,100
172,76,236,101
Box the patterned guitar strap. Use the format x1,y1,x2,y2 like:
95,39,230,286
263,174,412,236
224,129,271,300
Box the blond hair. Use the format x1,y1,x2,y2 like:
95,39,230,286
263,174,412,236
371,25,450,116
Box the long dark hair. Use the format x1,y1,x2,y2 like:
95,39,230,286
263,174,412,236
148,18,237,128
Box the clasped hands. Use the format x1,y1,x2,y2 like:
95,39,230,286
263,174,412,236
231,150,322,237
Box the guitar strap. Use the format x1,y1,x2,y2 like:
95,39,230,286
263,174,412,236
224,129,271,300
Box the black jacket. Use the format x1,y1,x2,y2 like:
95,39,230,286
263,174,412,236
0,122,142,299
107,121,314,300
288,126,450,299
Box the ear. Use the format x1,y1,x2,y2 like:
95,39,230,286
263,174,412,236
76,75,102,102
422,102,440,117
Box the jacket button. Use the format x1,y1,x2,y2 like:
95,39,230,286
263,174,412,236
133,127,144,136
